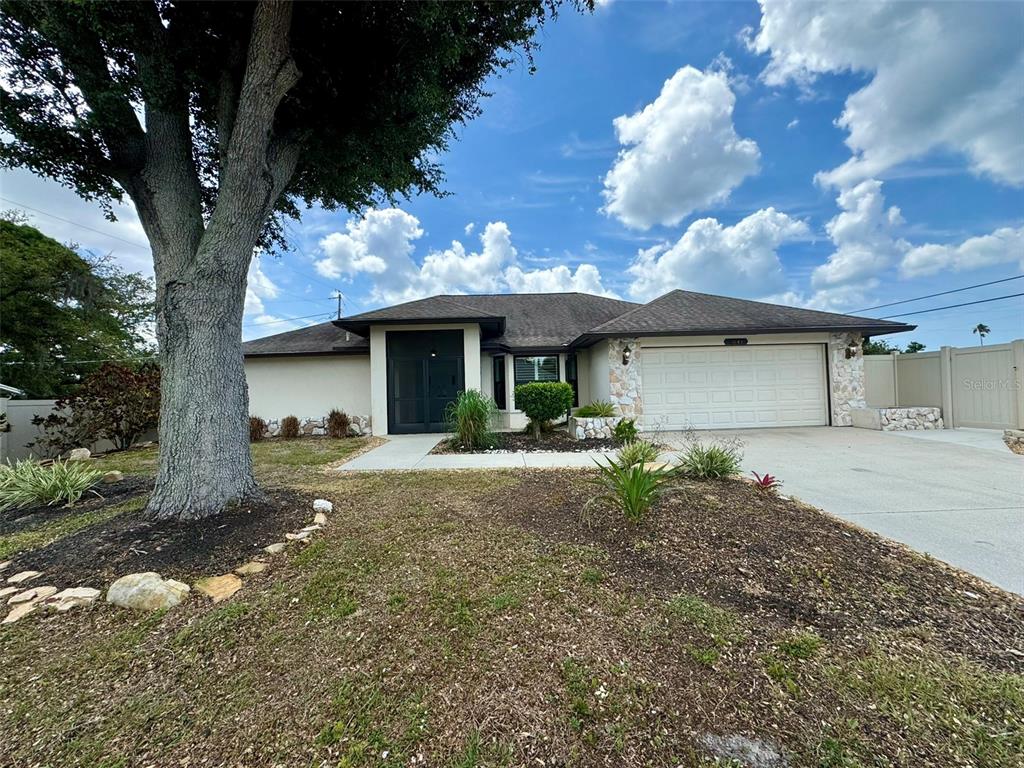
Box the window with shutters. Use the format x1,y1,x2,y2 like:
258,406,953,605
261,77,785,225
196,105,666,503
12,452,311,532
513,355,559,387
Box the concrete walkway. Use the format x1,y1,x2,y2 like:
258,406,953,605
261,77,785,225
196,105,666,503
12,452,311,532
660,427,1024,595
338,433,617,471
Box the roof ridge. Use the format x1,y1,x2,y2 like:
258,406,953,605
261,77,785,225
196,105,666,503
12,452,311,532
434,295,504,318
584,289,678,333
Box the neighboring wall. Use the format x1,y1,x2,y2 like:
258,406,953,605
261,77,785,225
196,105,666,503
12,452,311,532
864,339,1024,429
0,398,130,462
245,355,371,422
588,339,610,403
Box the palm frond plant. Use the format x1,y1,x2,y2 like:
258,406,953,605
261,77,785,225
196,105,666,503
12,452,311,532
588,457,677,524
0,459,104,512
574,400,616,418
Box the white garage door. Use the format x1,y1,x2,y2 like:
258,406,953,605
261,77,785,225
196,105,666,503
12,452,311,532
640,345,828,429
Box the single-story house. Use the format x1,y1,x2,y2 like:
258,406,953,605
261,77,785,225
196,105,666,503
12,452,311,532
242,289,913,436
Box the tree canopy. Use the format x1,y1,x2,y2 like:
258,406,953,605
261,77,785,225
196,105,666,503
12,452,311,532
0,217,154,397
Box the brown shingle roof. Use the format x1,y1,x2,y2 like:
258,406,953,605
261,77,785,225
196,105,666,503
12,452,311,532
241,321,368,357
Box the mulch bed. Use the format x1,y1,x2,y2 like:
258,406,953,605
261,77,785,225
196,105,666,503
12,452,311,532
487,469,1024,673
4,480,314,587
0,475,151,536
432,429,621,454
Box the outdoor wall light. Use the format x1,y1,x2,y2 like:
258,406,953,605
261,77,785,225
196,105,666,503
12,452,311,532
429,349,437,358
845,341,859,359
622,346,632,365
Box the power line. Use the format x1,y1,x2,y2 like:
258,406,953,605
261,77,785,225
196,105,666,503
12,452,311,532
0,196,151,249
880,292,1024,319
1,355,157,366
852,274,1024,313
242,312,332,328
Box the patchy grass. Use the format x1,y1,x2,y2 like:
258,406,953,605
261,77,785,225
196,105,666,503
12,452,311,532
1,448,1022,767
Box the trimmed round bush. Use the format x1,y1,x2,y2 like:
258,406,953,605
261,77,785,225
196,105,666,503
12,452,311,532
280,415,300,440
514,381,574,440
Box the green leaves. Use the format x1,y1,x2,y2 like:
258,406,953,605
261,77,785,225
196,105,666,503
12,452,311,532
0,458,104,512
445,389,498,450
514,381,574,439
589,456,676,524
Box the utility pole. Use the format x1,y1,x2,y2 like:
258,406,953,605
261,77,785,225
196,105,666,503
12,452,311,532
333,291,345,320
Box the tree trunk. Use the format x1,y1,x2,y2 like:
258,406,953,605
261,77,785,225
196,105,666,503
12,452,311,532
145,254,260,520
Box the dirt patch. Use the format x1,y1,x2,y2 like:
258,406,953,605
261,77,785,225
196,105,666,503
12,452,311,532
432,429,621,454
4,485,314,587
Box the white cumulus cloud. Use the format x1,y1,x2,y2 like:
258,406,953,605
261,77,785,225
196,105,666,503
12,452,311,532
626,208,808,301
749,0,1024,187
244,258,280,318
602,65,760,230
504,263,615,296
901,226,1024,278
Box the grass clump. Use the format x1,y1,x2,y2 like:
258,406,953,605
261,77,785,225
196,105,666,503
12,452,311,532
279,415,300,439
445,389,499,450
588,456,676,524
0,458,104,512
677,441,742,479
616,438,661,467
574,400,615,418
248,416,267,442
777,630,823,660
326,409,351,438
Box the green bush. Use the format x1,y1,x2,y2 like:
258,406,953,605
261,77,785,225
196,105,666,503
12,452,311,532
249,416,267,442
574,400,615,418
445,389,498,450
612,418,638,443
588,456,676,524
326,409,351,439
280,415,300,439
513,381,574,440
0,459,104,511
616,438,660,467
678,441,742,479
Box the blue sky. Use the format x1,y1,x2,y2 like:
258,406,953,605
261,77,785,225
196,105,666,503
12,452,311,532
2,1,1022,349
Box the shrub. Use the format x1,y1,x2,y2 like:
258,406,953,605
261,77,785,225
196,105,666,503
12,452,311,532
31,363,160,456
574,400,615,418
678,441,742,479
0,459,104,512
249,416,267,442
445,389,498,450
513,381,574,440
617,438,661,467
612,417,638,443
588,457,676,524
280,415,300,439
326,409,351,439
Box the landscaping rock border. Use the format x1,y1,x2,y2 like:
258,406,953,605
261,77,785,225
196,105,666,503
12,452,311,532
261,415,371,438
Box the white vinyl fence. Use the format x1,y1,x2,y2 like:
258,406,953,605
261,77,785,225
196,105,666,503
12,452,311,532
864,340,1024,430
0,398,135,463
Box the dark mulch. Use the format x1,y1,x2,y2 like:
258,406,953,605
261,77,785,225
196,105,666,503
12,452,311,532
488,469,1024,673
6,484,314,587
0,475,151,536
432,429,621,454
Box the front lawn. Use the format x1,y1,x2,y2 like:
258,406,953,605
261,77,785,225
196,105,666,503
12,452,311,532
1,441,1021,767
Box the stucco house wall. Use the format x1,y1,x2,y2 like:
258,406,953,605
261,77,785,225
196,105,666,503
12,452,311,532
245,355,371,422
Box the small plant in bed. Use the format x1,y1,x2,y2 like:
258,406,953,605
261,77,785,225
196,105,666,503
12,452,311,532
574,400,615,418
588,456,677,524
280,415,300,439
445,389,499,450
249,416,267,442
612,417,638,443
751,471,782,493
0,459,104,512
326,409,351,439
616,438,661,467
677,432,743,479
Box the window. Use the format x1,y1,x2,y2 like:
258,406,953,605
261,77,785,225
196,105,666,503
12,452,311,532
493,355,506,410
514,355,559,387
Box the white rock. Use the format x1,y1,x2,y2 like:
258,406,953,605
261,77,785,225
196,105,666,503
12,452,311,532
44,587,101,611
0,561,10,572
300,524,321,533
263,542,286,554
106,572,190,611
0,586,18,599
6,570,40,584
285,530,311,541
2,602,37,624
68,447,91,461
313,512,328,526
102,470,124,484
8,585,57,605
312,499,333,513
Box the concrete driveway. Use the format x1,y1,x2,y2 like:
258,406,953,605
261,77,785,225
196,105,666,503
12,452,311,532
658,427,1024,595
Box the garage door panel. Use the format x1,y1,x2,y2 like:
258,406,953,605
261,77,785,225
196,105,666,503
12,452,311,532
641,344,827,430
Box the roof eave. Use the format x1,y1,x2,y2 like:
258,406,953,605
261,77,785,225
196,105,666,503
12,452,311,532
570,323,916,347
333,316,506,337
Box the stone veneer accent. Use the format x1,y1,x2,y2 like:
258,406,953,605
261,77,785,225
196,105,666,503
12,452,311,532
1003,429,1024,455
828,332,865,426
569,415,625,440
851,406,943,431
608,337,643,418
263,414,371,438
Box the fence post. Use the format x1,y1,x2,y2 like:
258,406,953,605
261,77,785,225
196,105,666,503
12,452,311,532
891,350,900,407
940,346,954,429
1012,339,1024,429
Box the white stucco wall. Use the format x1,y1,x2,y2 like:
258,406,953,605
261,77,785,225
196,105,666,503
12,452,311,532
588,339,611,402
245,355,371,421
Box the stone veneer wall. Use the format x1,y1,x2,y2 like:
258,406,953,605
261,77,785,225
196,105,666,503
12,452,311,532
262,414,371,438
608,337,643,418
828,332,865,426
852,406,943,431
570,415,625,440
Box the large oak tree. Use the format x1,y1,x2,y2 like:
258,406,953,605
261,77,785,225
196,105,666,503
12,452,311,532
0,0,578,520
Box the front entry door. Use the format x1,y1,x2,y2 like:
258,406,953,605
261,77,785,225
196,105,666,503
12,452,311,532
387,330,465,433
